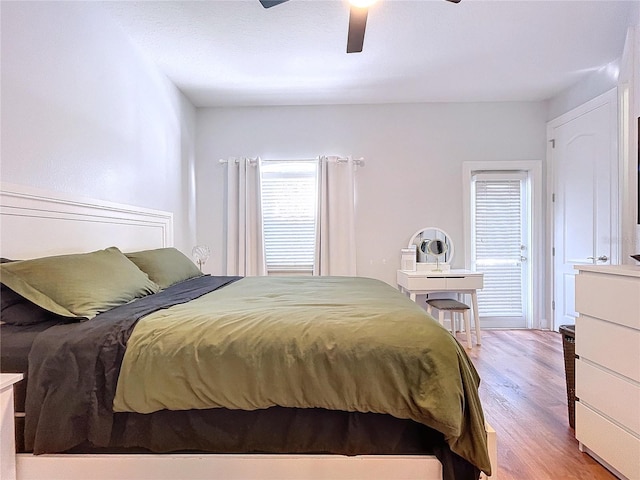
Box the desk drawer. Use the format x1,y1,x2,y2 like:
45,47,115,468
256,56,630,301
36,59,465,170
446,276,483,290
405,277,447,291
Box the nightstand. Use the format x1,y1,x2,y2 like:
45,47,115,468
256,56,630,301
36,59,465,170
1,373,23,480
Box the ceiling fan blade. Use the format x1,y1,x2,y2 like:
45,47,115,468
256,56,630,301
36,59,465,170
445,0,461,3
346,6,368,53
259,0,289,8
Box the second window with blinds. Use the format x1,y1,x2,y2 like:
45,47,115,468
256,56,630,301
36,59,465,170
261,160,318,275
471,171,531,328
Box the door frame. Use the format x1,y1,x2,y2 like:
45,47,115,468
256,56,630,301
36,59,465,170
462,160,544,329
546,88,620,332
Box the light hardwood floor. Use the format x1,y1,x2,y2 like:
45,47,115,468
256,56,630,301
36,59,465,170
462,330,616,480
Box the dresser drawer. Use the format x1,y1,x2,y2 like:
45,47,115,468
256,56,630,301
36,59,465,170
576,359,640,435
446,276,483,290
575,272,640,329
576,315,640,383
576,402,640,480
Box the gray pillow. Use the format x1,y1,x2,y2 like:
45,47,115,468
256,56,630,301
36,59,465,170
0,284,73,325
125,247,203,289
0,247,159,319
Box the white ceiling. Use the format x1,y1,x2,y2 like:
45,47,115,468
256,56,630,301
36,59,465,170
101,0,637,107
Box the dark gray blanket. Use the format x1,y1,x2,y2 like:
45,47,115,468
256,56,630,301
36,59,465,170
25,275,241,453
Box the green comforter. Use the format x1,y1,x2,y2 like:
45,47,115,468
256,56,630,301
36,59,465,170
113,276,490,474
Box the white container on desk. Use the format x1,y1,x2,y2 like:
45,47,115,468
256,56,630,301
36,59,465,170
400,246,417,272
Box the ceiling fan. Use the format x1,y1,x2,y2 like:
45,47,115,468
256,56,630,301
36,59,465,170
258,0,461,54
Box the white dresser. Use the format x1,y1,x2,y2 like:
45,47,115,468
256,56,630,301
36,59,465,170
574,265,640,479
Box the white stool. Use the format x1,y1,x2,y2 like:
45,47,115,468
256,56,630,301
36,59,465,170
426,298,473,349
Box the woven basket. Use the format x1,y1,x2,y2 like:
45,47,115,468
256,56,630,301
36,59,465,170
560,325,576,429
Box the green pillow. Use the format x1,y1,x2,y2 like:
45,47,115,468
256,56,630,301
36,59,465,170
125,247,202,289
0,247,159,319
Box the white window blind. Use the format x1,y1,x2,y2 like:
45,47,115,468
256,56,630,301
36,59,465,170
473,172,526,317
260,161,318,274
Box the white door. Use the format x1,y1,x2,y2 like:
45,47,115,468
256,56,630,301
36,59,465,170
550,89,618,331
471,171,530,328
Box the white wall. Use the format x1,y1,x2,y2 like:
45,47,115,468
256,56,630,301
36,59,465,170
635,21,640,257
0,1,197,253
547,2,639,123
546,18,640,262
620,25,640,262
546,59,621,122
196,102,547,286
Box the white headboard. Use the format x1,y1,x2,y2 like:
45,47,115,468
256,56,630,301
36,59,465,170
0,183,173,260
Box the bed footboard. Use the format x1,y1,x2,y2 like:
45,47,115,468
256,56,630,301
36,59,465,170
15,422,497,480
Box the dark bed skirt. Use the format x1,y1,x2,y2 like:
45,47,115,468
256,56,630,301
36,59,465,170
111,406,438,455
46,406,479,480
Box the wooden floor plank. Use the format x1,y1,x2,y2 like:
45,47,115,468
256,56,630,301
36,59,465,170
461,330,616,480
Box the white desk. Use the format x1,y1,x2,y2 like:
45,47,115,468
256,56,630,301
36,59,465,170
397,269,484,344
1,373,23,480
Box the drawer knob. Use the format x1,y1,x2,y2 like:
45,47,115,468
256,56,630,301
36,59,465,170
587,255,609,263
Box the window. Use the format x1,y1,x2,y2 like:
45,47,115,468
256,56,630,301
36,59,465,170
260,161,318,275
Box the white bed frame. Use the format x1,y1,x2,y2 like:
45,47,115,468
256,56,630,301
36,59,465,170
0,183,497,480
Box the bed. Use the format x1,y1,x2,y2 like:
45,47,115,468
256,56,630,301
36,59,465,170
0,183,496,480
